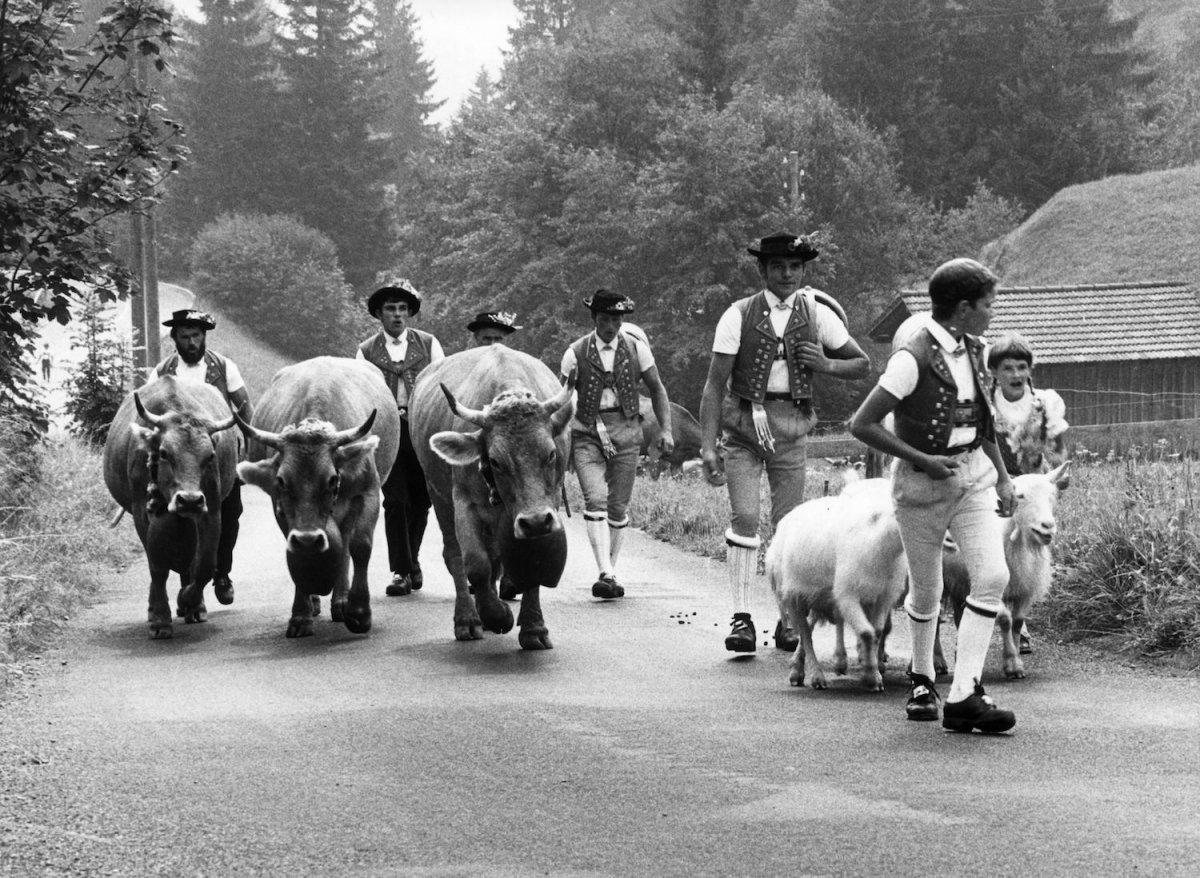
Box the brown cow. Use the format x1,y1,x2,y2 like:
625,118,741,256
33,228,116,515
103,377,239,639
409,346,573,650
236,357,400,638
639,397,703,478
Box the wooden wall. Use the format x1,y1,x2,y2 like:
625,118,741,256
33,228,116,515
1040,358,1200,426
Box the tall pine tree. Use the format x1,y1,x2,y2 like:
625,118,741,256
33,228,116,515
365,0,440,155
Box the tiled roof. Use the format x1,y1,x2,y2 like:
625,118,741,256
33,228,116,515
869,281,1200,363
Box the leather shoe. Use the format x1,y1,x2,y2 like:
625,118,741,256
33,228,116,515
409,566,423,591
773,618,798,651
943,681,1016,734
591,574,624,599
213,575,234,606
725,612,756,653
906,672,941,722
385,573,412,597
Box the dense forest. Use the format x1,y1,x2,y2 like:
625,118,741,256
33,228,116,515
6,0,1200,421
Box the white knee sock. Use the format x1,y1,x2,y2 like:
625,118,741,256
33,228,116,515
906,604,940,680
725,529,760,614
584,513,613,577
949,600,999,701
608,517,629,571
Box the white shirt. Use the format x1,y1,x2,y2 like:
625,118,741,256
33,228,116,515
878,315,978,447
355,328,445,406
148,354,246,395
560,330,656,429
712,288,851,393
993,386,1069,442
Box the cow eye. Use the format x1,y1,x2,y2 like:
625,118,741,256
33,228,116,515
159,450,173,465
542,448,557,466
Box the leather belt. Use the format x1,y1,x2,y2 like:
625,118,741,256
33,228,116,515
598,407,623,413
762,392,795,402
911,440,982,473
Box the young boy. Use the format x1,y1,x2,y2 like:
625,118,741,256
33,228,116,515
850,258,1018,734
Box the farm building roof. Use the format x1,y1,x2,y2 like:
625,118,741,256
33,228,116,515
869,281,1200,363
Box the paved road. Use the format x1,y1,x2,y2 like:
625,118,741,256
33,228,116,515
2,489,1199,876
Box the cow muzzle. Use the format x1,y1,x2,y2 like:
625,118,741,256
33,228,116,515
169,490,208,516
287,528,330,554
513,508,561,539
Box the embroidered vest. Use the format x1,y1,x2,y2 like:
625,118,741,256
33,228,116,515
358,330,434,412
728,291,818,403
156,351,231,403
572,332,641,425
993,388,1049,476
892,328,994,456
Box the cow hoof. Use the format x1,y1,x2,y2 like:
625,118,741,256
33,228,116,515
455,620,485,641
518,628,553,650
808,673,828,690
788,670,803,687
183,602,207,624
149,622,174,639
478,600,514,635
286,619,314,638
1004,663,1026,680
863,672,884,692
834,657,849,675
342,606,371,635
330,600,345,623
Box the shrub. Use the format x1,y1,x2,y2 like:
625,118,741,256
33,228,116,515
61,296,134,446
187,213,362,360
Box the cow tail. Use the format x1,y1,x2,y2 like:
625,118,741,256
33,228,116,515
561,483,572,517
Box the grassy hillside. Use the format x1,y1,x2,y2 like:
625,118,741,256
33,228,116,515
183,288,296,401
980,164,1200,287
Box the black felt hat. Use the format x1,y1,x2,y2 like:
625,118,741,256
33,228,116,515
746,231,819,262
368,277,422,316
583,289,635,314
466,311,522,333
162,309,216,330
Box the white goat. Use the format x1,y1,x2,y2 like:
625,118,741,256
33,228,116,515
935,461,1071,679
767,478,908,691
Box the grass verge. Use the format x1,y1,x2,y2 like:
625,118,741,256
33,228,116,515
1,428,138,691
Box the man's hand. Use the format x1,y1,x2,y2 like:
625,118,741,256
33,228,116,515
920,455,961,481
701,447,724,486
794,340,831,372
996,478,1016,518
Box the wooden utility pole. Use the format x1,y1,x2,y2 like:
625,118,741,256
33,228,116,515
788,150,801,209
127,27,161,373
128,210,146,374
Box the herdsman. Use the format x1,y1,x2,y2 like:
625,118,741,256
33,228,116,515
560,290,674,599
357,278,445,596
850,257,1019,734
149,308,254,606
699,232,870,653
467,311,521,347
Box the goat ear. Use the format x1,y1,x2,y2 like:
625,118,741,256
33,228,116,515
1048,460,1072,491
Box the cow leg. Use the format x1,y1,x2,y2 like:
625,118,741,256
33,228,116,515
286,583,315,638
141,513,183,638
179,516,217,624
464,534,513,636
341,501,375,635
146,563,174,640
517,585,552,650
438,490,484,641
798,607,826,689
997,606,1024,679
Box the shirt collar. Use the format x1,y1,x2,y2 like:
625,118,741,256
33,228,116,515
594,332,619,352
384,328,408,345
763,289,797,311
924,315,965,354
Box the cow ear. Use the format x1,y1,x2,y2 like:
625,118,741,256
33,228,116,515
237,459,277,493
430,430,482,465
130,423,159,449
333,435,380,467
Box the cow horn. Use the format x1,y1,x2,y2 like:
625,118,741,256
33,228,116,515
441,383,488,427
332,410,376,447
234,410,284,450
134,393,166,428
540,381,575,418
207,413,236,436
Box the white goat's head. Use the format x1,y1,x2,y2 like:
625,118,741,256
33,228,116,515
1009,461,1071,546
